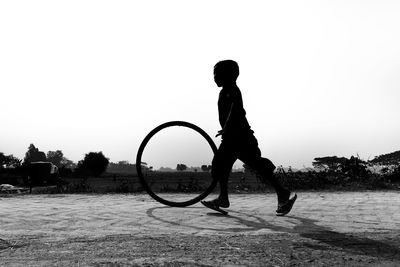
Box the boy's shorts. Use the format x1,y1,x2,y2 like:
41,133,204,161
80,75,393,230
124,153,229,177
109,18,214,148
213,133,276,179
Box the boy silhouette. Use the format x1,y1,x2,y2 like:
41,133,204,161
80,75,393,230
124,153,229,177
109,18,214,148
201,60,297,216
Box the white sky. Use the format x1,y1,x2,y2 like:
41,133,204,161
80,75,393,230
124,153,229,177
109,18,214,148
1,0,399,169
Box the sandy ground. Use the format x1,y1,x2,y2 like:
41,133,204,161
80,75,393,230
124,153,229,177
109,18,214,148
1,192,400,266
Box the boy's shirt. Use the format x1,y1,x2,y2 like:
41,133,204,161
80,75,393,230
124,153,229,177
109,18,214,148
218,85,253,139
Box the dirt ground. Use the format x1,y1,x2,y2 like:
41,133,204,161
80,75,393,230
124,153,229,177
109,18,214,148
1,232,400,266
1,192,399,266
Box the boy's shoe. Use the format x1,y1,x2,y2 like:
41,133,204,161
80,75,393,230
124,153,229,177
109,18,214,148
201,200,229,215
276,193,297,216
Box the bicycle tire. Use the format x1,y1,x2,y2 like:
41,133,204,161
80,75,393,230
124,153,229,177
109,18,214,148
136,121,218,207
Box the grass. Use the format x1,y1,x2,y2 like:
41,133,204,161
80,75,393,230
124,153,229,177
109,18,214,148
2,168,399,194
27,170,400,194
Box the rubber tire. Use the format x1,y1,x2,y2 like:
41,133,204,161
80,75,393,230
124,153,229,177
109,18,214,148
136,121,218,207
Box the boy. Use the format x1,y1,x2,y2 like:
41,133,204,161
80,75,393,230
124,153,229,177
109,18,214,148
201,60,297,216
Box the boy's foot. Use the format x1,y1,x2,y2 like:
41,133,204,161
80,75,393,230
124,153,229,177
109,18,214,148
201,199,229,215
277,189,291,204
276,193,297,216
204,197,230,208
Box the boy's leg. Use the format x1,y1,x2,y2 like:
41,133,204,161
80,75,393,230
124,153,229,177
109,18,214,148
245,156,290,202
241,149,297,215
209,142,237,208
237,136,291,203
242,154,297,215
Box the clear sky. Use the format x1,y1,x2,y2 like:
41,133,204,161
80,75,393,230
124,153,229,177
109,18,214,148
1,1,399,169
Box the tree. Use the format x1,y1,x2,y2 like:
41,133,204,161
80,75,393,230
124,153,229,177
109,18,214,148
313,155,368,177
140,161,150,172
312,156,347,172
176,164,187,171
24,144,46,164
46,150,64,167
118,160,130,165
0,153,22,168
60,157,76,169
107,161,136,173
75,151,109,177
340,155,368,177
0,152,6,168
201,165,212,172
370,150,400,166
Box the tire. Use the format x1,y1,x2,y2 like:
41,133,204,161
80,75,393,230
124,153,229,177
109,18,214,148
136,121,218,207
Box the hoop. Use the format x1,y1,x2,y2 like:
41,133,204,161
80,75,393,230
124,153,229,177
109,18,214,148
136,121,218,207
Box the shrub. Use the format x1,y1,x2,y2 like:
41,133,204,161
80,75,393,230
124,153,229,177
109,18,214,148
75,152,109,177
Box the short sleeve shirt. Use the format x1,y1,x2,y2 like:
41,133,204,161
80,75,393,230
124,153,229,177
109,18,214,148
218,86,252,139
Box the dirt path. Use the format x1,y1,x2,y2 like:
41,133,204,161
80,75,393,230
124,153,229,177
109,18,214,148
1,192,400,266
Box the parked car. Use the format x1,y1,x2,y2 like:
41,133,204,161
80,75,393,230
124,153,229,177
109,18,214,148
0,184,29,194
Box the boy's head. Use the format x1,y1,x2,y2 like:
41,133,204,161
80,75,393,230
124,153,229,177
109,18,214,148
214,60,239,87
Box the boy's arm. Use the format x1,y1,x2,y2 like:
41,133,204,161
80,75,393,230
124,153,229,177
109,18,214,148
216,103,234,137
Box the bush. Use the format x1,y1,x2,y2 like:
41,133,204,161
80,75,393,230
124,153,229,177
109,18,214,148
75,152,109,177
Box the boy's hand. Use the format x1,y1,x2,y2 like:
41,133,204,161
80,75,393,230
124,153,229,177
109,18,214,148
216,130,224,137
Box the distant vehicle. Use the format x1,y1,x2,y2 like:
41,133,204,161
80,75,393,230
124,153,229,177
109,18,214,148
0,184,29,194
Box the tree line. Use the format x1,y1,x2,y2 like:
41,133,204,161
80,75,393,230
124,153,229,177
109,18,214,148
0,144,109,178
2,145,399,178
312,152,400,176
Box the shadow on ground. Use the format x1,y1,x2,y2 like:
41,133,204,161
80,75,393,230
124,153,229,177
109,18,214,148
147,206,400,262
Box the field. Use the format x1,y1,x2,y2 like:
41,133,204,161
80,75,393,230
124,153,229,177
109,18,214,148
47,171,268,194
2,168,399,195
48,170,400,195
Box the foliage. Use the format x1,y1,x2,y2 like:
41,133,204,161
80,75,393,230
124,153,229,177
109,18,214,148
175,177,202,192
46,150,64,167
201,165,212,172
45,150,75,178
60,157,76,169
276,169,397,191
107,161,136,174
75,152,109,177
312,155,369,178
55,178,93,193
369,150,400,166
59,166,73,177
176,164,187,171
312,156,348,172
115,177,134,193
340,156,369,178
0,153,22,168
46,150,75,169
23,144,46,164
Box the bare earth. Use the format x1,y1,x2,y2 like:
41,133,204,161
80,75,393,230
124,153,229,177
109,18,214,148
1,192,400,266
